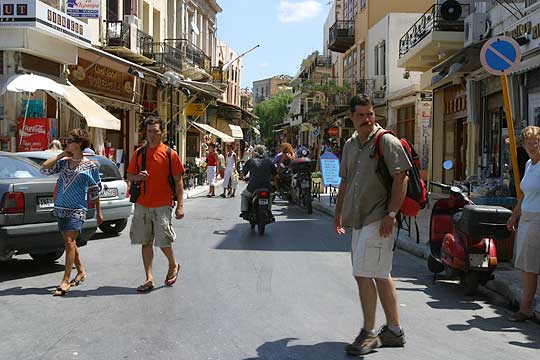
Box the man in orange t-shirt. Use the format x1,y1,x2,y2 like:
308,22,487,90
127,116,185,293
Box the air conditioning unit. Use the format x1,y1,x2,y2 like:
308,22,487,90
464,13,490,47
124,15,141,29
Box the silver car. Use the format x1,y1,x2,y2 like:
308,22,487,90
0,153,97,262
18,151,133,235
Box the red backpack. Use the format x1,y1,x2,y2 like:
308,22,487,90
371,130,428,217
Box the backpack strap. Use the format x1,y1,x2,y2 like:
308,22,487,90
167,146,172,177
136,146,147,172
370,130,396,160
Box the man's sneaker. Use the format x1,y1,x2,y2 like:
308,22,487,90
378,325,406,347
344,329,382,356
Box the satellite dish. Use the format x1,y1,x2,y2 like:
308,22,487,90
440,0,462,21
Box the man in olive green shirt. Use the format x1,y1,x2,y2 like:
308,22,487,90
334,95,411,356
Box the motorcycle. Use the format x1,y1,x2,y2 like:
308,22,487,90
242,188,274,235
428,181,512,295
289,158,317,215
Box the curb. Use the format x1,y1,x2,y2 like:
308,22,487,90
313,200,522,309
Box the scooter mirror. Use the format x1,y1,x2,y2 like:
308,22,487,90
443,160,454,170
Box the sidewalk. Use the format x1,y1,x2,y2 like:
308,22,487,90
312,191,534,311
183,179,223,199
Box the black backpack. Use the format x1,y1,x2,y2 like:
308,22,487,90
135,145,178,201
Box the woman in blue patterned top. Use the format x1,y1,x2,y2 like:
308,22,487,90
42,129,103,296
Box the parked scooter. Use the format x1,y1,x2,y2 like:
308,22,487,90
289,154,317,215
242,188,274,235
428,181,512,295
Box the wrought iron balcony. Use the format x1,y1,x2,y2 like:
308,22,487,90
356,78,386,102
104,20,154,64
185,42,211,73
315,55,332,68
398,3,470,60
328,20,355,53
144,40,183,72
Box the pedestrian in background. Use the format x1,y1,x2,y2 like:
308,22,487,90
41,128,103,296
334,95,411,355
127,116,185,293
206,143,218,197
507,125,540,322
221,144,236,198
217,148,225,179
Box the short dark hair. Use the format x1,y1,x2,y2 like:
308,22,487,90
69,128,91,149
349,94,374,114
144,115,165,131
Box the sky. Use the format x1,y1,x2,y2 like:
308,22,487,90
216,0,330,89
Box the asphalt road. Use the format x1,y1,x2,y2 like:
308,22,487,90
1,190,539,360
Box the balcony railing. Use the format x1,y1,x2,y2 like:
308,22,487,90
315,55,332,68
526,0,540,12
328,20,355,53
185,42,211,73
144,40,183,72
104,20,153,59
211,66,229,83
399,4,470,59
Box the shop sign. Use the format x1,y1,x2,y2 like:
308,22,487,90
17,117,54,151
69,58,134,99
186,103,206,116
66,0,100,18
0,0,91,46
505,21,540,41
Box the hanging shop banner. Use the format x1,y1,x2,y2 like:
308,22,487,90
320,151,341,187
66,0,100,19
186,103,206,117
17,117,54,151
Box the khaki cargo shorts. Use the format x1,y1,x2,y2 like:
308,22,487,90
130,204,176,248
351,220,396,279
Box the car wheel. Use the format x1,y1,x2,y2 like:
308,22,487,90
30,250,64,263
99,219,128,234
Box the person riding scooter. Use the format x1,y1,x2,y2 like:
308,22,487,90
240,145,276,218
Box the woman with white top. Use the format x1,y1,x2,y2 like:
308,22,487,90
221,144,237,198
507,125,540,322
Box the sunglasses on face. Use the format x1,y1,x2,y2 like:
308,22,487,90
65,138,78,144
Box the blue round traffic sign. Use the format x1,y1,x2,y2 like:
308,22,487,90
480,36,522,76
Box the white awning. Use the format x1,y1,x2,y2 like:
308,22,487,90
189,121,235,143
0,74,121,130
0,74,66,96
510,55,540,75
229,124,244,139
60,84,121,130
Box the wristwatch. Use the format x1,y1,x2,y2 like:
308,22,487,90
386,211,397,219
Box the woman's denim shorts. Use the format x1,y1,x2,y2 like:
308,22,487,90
57,217,84,233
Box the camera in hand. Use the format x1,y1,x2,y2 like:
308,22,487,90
130,182,141,203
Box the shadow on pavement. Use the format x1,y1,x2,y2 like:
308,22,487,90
0,285,167,297
214,221,350,252
391,253,540,349
243,338,353,360
0,259,64,283
90,231,123,241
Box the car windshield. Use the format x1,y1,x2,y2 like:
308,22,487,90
0,155,49,179
90,156,122,181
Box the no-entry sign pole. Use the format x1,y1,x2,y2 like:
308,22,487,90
501,74,522,199
480,36,523,199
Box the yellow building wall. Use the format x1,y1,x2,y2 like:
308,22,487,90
368,0,434,29
349,0,435,82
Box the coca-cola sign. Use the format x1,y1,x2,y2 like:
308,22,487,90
17,118,52,151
